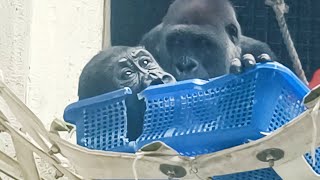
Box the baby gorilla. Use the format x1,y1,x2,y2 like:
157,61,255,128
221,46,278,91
140,0,275,81
78,46,176,140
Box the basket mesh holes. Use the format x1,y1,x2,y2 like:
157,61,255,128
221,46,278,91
139,75,257,154
268,87,306,132
81,101,127,150
213,168,282,180
304,147,320,175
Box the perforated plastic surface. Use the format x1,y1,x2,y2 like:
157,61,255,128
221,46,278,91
64,62,315,178
267,87,307,132
304,147,320,175
64,88,132,152
136,62,309,156
213,168,282,180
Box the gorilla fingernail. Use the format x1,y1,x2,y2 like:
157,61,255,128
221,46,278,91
258,54,272,62
242,54,256,68
230,58,242,74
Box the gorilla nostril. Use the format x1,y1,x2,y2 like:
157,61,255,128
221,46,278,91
162,74,176,83
150,78,164,86
176,59,198,73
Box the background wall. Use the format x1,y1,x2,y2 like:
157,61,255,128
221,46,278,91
0,0,108,179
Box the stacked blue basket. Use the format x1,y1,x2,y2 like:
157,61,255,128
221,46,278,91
64,62,318,179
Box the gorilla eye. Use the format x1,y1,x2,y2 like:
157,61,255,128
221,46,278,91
139,57,152,68
120,69,134,79
226,24,239,43
143,59,149,65
125,70,133,75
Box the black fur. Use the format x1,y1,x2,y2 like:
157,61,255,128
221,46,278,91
140,0,276,80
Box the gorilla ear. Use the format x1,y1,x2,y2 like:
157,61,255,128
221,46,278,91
226,24,240,44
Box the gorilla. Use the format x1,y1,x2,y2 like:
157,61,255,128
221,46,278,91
78,46,176,140
140,0,276,81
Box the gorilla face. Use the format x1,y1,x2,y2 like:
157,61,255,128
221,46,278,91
78,46,175,100
78,46,176,141
141,0,242,81
113,48,175,94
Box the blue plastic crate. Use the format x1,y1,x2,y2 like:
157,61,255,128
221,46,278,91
64,62,309,154
135,62,309,156
304,147,320,175
213,168,282,180
64,62,316,179
64,88,134,152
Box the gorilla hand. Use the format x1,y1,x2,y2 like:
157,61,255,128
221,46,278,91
230,53,273,74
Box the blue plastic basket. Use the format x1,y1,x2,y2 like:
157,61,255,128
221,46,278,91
64,62,309,153
64,62,316,179
135,62,309,156
304,147,320,175
214,168,282,180
64,88,134,152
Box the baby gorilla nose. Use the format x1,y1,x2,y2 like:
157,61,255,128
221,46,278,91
161,74,176,83
176,56,198,73
150,78,165,86
149,74,176,86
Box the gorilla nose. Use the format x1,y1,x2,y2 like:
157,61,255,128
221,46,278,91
150,78,165,86
149,74,176,86
161,74,176,83
176,57,198,73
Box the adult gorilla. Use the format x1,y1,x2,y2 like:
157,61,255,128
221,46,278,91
140,0,275,81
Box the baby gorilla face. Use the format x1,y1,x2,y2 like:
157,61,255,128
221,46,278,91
113,48,176,94
78,46,175,100
78,47,176,141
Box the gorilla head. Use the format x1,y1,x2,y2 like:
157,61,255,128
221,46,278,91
78,46,175,99
141,0,242,81
78,46,176,140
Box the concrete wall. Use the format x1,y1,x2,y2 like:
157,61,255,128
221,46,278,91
0,0,108,179
26,0,105,128
0,0,31,107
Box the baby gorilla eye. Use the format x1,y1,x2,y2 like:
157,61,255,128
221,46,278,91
226,24,239,44
126,71,132,75
120,69,135,79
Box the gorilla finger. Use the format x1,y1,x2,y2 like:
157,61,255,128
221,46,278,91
230,58,242,74
257,53,272,62
241,54,256,69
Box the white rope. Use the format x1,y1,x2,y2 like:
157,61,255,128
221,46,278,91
132,154,143,180
0,70,4,83
310,99,319,166
189,158,208,180
265,0,309,85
